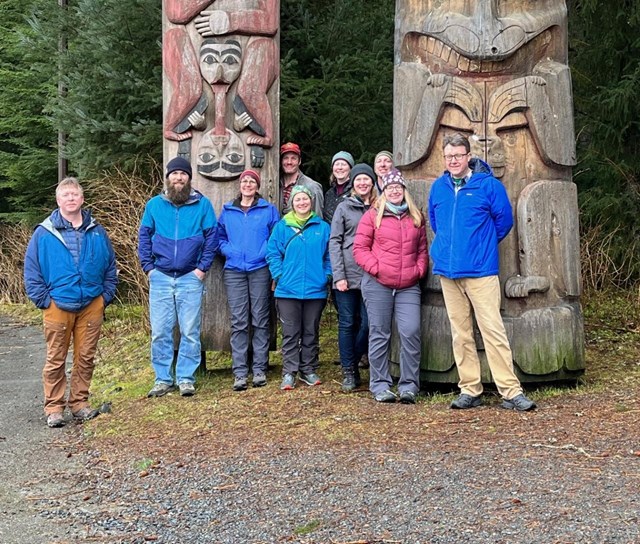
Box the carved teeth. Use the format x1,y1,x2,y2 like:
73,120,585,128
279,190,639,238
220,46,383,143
421,36,512,73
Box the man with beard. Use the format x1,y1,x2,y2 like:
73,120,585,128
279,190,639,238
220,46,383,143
279,142,324,216
138,157,217,398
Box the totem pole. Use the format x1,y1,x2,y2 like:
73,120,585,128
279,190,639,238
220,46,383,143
163,0,279,349
395,0,585,383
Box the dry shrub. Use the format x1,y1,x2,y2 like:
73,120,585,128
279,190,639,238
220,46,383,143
580,222,640,294
0,222,32,303
85,164,162,311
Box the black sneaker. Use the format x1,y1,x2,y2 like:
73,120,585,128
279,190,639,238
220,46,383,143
341,369,356,392
72,407,99,421
502,394,537,411
147,383,176,398
450,393,482,409
374,390,397,403
399,391,417,404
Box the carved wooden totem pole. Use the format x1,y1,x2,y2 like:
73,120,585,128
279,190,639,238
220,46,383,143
162,0,279,349
395,0,585,382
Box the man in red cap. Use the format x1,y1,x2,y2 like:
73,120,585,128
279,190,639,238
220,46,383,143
279,142,324,216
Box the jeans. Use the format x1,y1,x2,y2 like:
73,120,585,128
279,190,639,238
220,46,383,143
223,266,271,378
334,288,368,370
149,270,204,385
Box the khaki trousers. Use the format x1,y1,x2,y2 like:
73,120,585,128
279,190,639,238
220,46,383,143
42,297,104,415
439,276,522,400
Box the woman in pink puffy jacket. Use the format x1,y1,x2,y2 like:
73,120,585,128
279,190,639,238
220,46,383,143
353,168,428,404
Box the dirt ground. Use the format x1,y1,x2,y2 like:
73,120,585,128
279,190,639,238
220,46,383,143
1,314,639,543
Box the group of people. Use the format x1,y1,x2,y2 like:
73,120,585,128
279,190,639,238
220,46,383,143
24,133,535,428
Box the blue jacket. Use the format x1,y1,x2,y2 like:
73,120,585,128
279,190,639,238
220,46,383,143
138,190,217,277
428,159,513,279
218,197,280,272
266,212,332,299
24,209,118,311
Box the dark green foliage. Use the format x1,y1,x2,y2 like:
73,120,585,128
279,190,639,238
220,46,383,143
0,0,58,223
281,0,394,185
569,0,640,284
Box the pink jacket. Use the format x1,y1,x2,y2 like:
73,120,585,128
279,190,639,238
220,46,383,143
353,207,428,289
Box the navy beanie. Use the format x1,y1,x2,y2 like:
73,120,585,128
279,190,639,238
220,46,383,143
350,163,376,185
166,157,192,179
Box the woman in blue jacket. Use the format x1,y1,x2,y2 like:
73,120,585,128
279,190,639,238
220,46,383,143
218,169,280,391
266,185,331,390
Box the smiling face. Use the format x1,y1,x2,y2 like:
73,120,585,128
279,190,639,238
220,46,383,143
56,184,84,217
443,144,471,179
353,174,374,199
384,183,405,205
239,175,258,198
281,152,301,177
292,192,312,216
374,155,393,178
332,159,351,184
166,170,192,204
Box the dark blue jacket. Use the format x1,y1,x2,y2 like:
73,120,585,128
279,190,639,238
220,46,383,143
266,212,331,299
24,209,118,311
138,190,217,277
428,159,513,279
218,197,280,273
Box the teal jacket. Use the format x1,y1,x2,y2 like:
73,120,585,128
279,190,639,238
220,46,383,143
266,212,331,299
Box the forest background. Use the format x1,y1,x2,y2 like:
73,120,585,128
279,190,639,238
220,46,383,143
0,0,639,300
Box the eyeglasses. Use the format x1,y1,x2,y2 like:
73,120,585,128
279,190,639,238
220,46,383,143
384,185,404,193
443,153,469,162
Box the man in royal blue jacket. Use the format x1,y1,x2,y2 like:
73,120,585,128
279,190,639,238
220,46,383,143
138,157,217,398
24,177,118,428
429,133,536,411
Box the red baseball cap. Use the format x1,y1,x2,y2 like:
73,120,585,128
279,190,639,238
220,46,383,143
280,142,301,156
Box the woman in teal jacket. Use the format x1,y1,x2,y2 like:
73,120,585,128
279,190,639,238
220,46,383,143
266,185,331,390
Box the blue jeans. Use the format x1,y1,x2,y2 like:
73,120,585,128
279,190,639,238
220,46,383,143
149,270,204,385
334,288,368,370
223,266,271,378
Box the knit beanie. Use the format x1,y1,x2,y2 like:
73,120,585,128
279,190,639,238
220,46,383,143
375,150,393,163
290,185,314,200
331,151,355,168
381,168,407,190
240,169,261,188
166,157,192,180
349,163,376,185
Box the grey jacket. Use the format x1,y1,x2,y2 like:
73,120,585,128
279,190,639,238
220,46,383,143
329,195,369,289
279,171,324,216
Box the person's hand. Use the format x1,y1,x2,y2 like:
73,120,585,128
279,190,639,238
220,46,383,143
336,279,348,292
194,269,206,281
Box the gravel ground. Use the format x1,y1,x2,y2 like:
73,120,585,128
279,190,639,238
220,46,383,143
1,316,639,543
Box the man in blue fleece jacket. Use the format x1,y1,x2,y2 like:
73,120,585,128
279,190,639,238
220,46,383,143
138,157,217,398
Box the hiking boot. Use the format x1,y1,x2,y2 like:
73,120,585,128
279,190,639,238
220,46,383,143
450,393,482,409
354,367,362,387
179,382,195,397
47,412,65,428
374,390,397,403
502,393,537,411
72,407,99,421
358,354,369,369
399,391,417,405
299,372,322,386
147,383,176,398
341,368,356,392
233,376,248,391
252,374,267,388
280,373,296,390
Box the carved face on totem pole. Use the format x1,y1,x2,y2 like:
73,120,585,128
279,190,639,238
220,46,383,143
196,129,245,180
199,39,243,85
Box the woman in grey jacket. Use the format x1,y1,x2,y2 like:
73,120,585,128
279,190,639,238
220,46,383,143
329,163,377,391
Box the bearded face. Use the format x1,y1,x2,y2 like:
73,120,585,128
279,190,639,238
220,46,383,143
165,173,192,205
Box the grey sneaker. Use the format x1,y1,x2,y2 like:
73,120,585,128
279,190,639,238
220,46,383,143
399,391,417,405
450,393,482,409
299,372,322,386
233,376,248,391
252,374,267,388
147,383,176,398
374,390,398,403
47,412,65,428
280,373,296,390
179,382,195,397
502,393,537,411
72,407,99,421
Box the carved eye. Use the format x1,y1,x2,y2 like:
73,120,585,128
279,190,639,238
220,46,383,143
200,153,215,163
227,153,242,163
202,54,218,65
223,55,238,65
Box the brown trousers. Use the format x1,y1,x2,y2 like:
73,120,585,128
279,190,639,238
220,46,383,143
42,297,104,415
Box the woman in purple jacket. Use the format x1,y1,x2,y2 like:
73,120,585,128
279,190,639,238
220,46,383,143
218,169,280,391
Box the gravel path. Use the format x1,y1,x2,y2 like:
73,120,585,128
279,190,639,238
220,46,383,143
1,316,638,543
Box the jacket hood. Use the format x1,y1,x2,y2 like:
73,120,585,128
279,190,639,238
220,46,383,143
161,189,203,206
45,208,94,231
469,157,493,175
